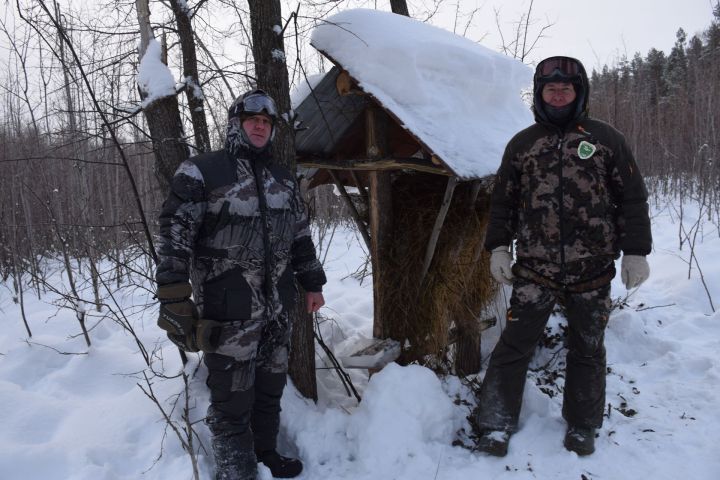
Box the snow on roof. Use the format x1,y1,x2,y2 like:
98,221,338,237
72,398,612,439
311,8,534,179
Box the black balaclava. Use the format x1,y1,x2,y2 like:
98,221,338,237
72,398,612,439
532,56,589,129
543,98,579,127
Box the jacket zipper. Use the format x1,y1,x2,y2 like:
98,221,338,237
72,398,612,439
251,160,274,317
556,134,566,282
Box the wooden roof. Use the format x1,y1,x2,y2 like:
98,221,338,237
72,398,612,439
294,65,452,185
295,66,368,157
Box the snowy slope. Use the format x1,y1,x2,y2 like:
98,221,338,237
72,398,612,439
1,193,719,479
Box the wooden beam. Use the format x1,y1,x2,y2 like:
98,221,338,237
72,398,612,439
350,170,372,230
470,179,482,205
350,170,370,205
328,170,372,252
369,171,393,339
419,176,459,284
366,107,393,340
336,69,363,96
298,157,451,176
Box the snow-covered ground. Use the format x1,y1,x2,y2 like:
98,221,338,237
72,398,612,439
1,193,719,480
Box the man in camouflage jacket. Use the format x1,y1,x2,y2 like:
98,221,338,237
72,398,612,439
155,90,326,480
474,57,652,457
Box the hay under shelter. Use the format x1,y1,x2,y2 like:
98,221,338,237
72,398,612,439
295,67,502,373
379,174,498,372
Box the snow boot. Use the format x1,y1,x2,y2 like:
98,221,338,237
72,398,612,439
256,449,303,478
475,430,510,457
212,434,257,480
564,425,596,456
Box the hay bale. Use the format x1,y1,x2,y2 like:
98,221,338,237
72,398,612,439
378,173,497,370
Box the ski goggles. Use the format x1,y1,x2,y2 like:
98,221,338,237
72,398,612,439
536,56,582,78
231,91,278,118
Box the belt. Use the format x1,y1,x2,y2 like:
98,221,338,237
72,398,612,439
511,262,615,293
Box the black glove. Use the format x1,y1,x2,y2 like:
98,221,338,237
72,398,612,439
156,283,224,353
196,318,223,353
156,283,200,352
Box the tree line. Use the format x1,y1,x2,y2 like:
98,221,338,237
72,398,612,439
589,4,720,208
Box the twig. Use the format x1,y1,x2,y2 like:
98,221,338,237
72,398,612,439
636,303,676,311
313,315,361,402
137,370,201,480
24,340,88,355
672,203,716,313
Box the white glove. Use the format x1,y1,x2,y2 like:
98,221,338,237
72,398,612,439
620,255,650,289
489,246,514,285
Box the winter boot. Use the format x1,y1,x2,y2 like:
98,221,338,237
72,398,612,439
475,430,510,457
256,449,303,478
564,425,596,456
212,433,257,480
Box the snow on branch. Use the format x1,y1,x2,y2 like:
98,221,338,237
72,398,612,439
137,39,177,108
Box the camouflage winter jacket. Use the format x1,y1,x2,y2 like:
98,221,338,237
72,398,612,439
484,117,652,272
156,149,326,324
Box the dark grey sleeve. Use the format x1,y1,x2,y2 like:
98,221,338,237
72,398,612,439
289,182,327,292
155,161,207,286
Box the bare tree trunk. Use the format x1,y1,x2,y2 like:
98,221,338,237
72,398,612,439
390,0,410,16
54,0,77,136
168,0,211,153
247,0,317,400
136,0,190,197
18,170,41,299
10,181,32,338
248,0,295,165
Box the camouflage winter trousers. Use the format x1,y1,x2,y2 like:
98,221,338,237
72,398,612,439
476,258,613,432
205,309,292,480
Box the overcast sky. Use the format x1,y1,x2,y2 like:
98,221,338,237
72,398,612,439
431,0,717,70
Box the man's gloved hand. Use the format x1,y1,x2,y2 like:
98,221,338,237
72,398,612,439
156,282,200,352
620,255,650,289
195,319,223,353
489,246,514,285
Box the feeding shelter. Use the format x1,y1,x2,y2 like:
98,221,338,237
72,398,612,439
295,9,533,372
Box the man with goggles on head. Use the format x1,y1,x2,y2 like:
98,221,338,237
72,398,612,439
474,56,652,457
156,89,326,479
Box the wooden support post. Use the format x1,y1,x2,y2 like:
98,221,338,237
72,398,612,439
350,170,370,206
328,170,372,252
419,176,459,284
365,107,392,340
369,172,392,339
454,325,481,376
470,179,482,205
454,316,496,375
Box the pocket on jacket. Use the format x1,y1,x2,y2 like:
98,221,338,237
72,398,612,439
202,274,252,321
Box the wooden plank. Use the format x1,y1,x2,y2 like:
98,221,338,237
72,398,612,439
350,170,370,204
340,338,401,369
366,107,394,340
418,175,459,284
298,157,451,176
328,170,372,251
